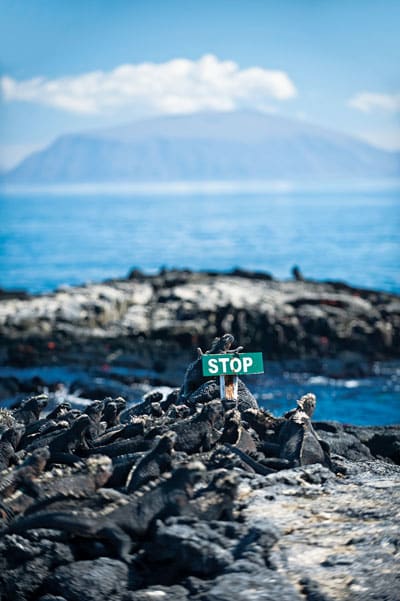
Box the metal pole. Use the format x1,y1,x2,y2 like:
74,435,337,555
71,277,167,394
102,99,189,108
219,375,226,399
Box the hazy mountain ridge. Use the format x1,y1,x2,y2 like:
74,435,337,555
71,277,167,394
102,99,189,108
3,111,399,184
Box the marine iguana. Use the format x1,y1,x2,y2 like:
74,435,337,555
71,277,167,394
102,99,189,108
126,432,176,492
166,404,191,419
0,447,50,499
91,416,147,448
91,425,126,447
48,415,92,462
220,409,257,455
22,402,72,440
13,394,48,426
284,393,316,420
102,401,118,429
106,451,148,489
179,334,243,401
150,402,163,418
223,444,277,475
20,419,70,450
102,397,126,428
82,431,153,459
0,425,24,471
0,441,17,473
122,390,164,420
158,388,180,414
251,394,331,470
59,408,83,425
0,408,16,434
186,378,259,412
279,397,331,468
171,400,223,454
46,401,72,421
23,415,91,465
84,400,105,442
184,469,239,521
242,408,280,440
6,462,205,561
2,454,113,519
21,455,113,515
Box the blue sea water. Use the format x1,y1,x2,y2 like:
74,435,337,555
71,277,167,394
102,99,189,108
0,363,399,425
0,182,399,294
0,183,399,424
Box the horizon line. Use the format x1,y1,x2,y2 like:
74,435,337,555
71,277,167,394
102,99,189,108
2,178,400,196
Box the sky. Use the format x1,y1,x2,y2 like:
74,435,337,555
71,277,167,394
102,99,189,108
0,0,400,170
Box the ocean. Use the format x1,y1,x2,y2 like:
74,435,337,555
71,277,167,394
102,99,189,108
1,182,399,294
1,183,399,425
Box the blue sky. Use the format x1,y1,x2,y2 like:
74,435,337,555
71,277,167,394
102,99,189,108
1,0,399,169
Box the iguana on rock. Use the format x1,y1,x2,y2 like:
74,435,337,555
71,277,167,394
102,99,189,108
126,432,176,492
84,400,105,442
13,395,48,426
179,334,243,401
0,408,15,434
23,402,72,439
102,397,126,428
0,425,24,471
24,415,91,466
220,409,257,455
21,455,113,515
279,395,331,468
284,393,316,420
82,432,153,459
46,401,72,421
224,444,277,475
172,400,223,454
6,462,205,561
0,447,50,499
184,469,239,521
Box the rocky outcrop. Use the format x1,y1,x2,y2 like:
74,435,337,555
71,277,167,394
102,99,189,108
0,270,399,374
0,376,399,601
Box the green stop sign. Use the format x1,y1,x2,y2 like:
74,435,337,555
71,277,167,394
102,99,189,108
202,352,264,376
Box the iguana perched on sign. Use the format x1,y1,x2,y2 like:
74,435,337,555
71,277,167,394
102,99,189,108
179,334,243,401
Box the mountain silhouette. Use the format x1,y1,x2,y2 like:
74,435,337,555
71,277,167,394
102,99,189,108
3,111,399,184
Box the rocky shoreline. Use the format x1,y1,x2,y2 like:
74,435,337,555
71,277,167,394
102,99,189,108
0,269,399,383
0,334,399,601
0,273,399,599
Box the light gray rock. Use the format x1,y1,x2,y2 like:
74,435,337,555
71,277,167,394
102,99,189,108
1,271,399,369
240,461,400,601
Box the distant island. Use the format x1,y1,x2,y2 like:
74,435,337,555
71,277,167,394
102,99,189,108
2,111,399,185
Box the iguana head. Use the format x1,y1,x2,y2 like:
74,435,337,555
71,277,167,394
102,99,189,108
0,408,16,432
85,400,104,420
51,402,71,418
157,431,177,453
202,400,223,425
212,333,234,352
19,394,49,419
296,393,316,418
1,424,25,448
27,446,51,470
71,414,91,433
87,455,113,486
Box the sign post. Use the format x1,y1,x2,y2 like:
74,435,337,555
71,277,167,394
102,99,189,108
220,373,238,401
202,352,264,402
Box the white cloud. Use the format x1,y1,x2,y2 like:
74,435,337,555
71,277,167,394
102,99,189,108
349,92,400,113
355,129,400,151
0,54,297,116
